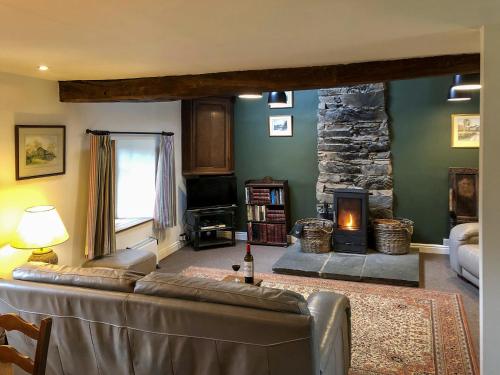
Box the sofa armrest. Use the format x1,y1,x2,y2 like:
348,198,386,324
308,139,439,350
449,223,479,274
307,291,351,375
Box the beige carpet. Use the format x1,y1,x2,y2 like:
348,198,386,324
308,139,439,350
183,266,478,375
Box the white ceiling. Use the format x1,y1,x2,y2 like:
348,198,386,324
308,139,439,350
0,0,497,81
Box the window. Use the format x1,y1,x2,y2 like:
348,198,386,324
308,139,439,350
113,136,158,227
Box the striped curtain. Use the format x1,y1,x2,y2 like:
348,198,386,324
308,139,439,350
85,134,116,259
153,134,176,240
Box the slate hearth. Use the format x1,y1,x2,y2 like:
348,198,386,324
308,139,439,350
272,242,419,287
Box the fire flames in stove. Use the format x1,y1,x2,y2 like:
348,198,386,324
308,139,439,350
339,207,360,231
344,213,355,231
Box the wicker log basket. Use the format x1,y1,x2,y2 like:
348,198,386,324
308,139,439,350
296,218,334,253
373,218,414,255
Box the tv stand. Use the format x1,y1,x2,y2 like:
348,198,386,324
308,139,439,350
186,206,236,250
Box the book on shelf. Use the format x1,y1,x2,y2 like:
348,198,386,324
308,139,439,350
266,208,285,223
248,223,287,244
246,205,268,222
245,187,284,205
269,188,284,205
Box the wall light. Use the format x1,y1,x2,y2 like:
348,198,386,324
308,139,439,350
447,86,471,102
452,74,481,91
267,91,287,104
238,93,263,99
38,65,49,71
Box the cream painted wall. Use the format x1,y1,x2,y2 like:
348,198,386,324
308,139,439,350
479,24,500,374
0,72,184,275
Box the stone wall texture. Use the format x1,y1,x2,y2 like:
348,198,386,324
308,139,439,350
316,83,393,218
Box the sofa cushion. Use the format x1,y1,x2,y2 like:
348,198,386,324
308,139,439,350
134,272,310,315
458,244,480,278
450,222,479,242
82,248,156,274
13,262,144,293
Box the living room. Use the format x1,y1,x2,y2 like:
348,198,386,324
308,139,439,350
0,2,499,375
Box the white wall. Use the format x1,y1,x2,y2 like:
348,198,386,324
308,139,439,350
480,24,500,374
0,72,183,274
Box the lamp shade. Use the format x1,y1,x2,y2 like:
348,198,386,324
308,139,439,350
267,91,287,104
11,206,69,249
447,86,471,102
452,74,481,91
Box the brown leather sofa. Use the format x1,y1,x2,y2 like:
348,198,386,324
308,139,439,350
0,263,351,375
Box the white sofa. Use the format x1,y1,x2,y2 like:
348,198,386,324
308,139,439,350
449,222,479,287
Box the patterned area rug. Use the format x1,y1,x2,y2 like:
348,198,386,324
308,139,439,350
182,266,478,375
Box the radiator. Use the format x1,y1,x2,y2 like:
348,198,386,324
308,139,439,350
127,237,159,264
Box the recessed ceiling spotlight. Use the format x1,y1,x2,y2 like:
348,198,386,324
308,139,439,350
38,65,49,71
238,93,263,99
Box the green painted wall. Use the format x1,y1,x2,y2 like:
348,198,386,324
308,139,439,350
389,75,479,244
234,91,319,230
234,77,480,244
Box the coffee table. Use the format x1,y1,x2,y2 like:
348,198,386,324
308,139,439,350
222,275,263,286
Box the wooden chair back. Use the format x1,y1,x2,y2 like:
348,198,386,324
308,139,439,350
0,314,52,375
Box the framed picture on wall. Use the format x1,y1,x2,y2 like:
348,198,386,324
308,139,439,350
269,115,293,137
451,114,480,148
15,125,66,180
449,167,479,230
269,91,293,109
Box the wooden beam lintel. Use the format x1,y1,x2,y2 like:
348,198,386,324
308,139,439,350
59,53,480,102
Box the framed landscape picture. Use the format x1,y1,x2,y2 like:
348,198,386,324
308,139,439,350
269,91,293,108
451,114,480,148
269,115,293,137
15,125,66,180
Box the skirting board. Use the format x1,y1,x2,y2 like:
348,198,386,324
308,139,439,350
236,231,295,244
158,240,186,261
235,232,449,254
235,231,248,241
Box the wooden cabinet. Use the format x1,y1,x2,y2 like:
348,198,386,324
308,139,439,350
182,97,234,175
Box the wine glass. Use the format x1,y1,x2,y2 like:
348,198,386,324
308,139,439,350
231,262,241,282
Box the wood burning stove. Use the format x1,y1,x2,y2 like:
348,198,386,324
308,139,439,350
332,189,369,254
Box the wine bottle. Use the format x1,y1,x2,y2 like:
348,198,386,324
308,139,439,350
243,243,254,284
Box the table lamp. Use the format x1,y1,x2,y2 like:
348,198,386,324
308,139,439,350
10,205,69,264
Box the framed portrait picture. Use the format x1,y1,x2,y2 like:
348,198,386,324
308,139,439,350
451,114,480,148
448,167,479,229
15,125,66,180
269,116,293,137
269,91,293,109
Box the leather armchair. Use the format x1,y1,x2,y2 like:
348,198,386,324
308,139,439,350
449,223,479,286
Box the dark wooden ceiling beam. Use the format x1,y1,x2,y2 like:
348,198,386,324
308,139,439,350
59,53,480,102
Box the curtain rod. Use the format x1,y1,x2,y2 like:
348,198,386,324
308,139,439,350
85,129,174,136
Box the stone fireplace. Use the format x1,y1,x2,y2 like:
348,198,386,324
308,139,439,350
316,83,393,221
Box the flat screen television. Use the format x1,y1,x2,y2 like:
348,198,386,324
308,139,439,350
186,175,237,210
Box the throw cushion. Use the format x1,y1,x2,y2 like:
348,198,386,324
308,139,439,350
134,272,310,315
13,262,144,293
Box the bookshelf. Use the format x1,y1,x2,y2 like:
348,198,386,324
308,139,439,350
245,177,291,247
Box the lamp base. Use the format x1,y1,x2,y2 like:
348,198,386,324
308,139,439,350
28,248,58,264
